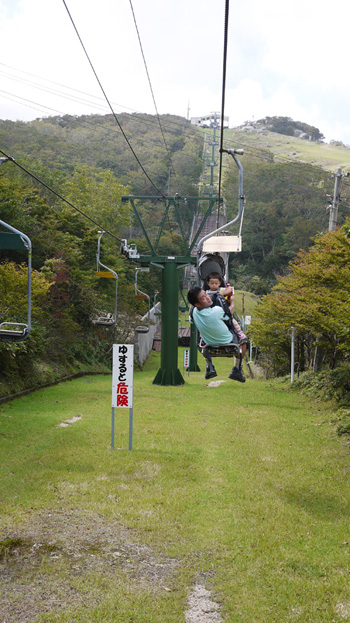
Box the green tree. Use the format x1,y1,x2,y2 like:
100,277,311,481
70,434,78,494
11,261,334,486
250,221,350,373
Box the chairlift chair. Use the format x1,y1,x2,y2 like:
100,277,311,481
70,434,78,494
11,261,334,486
0,220,32,342
135,267,150,333
94,231,118,327
198,338,240,359
194,148,246,360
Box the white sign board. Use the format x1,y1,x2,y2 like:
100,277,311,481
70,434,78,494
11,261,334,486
112,344,134,408
245,316,251,325
183,349,190,368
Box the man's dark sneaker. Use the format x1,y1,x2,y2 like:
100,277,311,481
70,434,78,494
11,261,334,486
228,366,246,383
205,366,217,380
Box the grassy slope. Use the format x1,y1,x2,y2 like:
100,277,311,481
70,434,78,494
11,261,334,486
226,128,350,173
1,358,349,622
233,290,259,319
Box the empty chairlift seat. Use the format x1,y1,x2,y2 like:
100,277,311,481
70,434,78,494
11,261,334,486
0,221,32,342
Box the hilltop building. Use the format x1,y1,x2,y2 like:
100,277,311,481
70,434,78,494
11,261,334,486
191,113,229,129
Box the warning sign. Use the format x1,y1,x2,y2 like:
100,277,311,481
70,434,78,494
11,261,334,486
112,344,134,408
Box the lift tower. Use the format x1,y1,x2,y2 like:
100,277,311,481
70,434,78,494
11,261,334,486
121,195,218,385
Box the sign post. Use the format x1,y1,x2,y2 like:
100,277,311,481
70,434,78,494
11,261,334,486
111,344,134,450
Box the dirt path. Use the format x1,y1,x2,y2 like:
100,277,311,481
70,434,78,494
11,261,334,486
185,584,223,622
1,510,178,622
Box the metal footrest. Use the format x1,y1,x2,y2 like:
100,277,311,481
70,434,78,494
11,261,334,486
198,341,240,358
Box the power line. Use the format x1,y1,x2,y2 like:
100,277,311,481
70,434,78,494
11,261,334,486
61,0,166,198
0,148,123,243
0,89,71,117
0,62,196,136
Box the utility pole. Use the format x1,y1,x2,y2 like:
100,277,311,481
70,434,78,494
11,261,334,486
328,168,343,231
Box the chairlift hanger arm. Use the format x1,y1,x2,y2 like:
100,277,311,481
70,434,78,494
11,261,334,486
96,232,118,279
135,267,151,333
197,149,245,256
135,267,150,299
94,232,118,327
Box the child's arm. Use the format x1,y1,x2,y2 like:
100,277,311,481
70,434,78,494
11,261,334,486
228,298,235,314
219,285,234,297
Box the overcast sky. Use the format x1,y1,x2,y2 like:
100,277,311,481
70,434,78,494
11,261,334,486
0,0,349,144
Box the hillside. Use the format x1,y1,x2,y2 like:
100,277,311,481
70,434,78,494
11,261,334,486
0,113,203,197
226,126,350,172
2,112,350,295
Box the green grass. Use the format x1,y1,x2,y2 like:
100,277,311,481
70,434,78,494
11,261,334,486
226,128,350,172
1,353,350,622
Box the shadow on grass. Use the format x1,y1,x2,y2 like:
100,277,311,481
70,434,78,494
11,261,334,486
283,486,350,520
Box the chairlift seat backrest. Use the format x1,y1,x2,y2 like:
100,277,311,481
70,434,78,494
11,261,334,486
0,232,29,250
202,235,241,253
198,253,226,283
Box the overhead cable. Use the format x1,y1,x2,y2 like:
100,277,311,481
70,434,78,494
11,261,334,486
128,0,176,177
61,0,166,198
0,62,195,135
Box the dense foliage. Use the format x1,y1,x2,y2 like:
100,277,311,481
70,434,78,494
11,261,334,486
249,220,350,376
0,113,207,393
0,167,143,394
0,113,203,197
254,116,325,141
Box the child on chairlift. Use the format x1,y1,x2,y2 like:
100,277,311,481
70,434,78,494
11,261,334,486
204,272,248,345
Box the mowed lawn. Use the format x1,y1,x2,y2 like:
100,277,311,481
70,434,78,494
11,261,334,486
1,353,350,622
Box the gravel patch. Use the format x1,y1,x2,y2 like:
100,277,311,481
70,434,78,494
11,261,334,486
185,583,223,622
